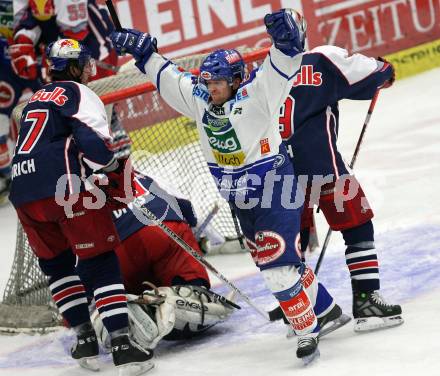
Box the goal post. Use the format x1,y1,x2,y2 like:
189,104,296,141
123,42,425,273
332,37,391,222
1,47,269,333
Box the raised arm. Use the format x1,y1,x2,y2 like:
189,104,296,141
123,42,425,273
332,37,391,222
110,29,197,120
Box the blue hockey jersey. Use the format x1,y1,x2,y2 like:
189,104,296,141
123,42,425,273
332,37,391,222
112,174,198,241
9,80,114,207
281,45,393,179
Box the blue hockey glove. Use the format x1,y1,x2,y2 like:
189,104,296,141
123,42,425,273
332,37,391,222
264,9,301,57
110,28,157,73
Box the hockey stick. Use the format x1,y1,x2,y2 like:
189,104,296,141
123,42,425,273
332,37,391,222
229,203,245,249
194,202,220,240
314,90,380,275
133,197,270,321
105,0,122,31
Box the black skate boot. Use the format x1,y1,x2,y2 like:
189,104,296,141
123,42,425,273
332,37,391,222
317,303,351,338
71,329,100,371
352,281,404,332
111,335,154,376
296,333,320,365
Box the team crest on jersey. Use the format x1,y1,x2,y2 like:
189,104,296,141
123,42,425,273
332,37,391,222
29,87,68,106
292,65,323,87
0,81,14,109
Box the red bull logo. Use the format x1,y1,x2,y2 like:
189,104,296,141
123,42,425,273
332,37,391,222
60,39,75,48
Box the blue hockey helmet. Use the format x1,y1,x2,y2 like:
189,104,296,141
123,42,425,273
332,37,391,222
199,49,245,85
46,39,96,75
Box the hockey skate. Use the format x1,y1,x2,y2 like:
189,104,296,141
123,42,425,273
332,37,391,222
71,330,100,371
353,290,403,332
296,332,320,365
286,304,350,339
317,304,351,338
111,335,154,376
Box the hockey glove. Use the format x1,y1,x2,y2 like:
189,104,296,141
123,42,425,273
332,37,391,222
102,158,136,210
377,56,395,88
110,28,157,74
264,9,301,57
8,35,38,80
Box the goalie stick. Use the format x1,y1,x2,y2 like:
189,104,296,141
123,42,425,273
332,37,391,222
133,196,270,321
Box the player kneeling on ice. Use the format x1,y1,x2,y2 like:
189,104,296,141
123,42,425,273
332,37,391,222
85,173,238,351
9,39,153,376
110,9,349,363
276,10,402,332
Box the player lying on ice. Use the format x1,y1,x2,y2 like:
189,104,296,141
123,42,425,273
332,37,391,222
111,8,349,364
272,9,403,333
86,172,239,352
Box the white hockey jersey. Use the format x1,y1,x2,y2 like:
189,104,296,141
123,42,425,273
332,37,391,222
142,46,302,194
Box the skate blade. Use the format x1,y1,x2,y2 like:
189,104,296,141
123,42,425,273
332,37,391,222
319,313,351,338
77,357,100,372
354,315,404,332
301,348,320,366
118,361,154,376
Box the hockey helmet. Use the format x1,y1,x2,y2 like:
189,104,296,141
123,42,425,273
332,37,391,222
29,0,55,21
286,8,307,51
199,49,245,86
46,39,96,76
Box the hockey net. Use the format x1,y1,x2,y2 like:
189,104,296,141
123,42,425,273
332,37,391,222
0,47,269,333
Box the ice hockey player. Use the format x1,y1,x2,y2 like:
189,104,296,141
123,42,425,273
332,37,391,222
0,0,40,205
91,173,238,352
9,38,152,376
10,0,117,80
277,9,403,332
111,8,348,363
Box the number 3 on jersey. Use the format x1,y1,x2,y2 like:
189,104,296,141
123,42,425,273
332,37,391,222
17,110,49,154
279,96,295,140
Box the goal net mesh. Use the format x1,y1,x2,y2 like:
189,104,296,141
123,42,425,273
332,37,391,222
1,47,268,333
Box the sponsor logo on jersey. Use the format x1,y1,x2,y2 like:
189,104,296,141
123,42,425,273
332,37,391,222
292,65,323,87
253,231,286,265
193,85,210,101
233,107,242,115
202,111,245,166
260,138,270,155
209,104,225,116
0,81,14,109
235,87,248,101
29,87,68,106
300,267,315,289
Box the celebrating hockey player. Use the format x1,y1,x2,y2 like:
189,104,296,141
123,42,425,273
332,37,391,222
9,39,153,376
90,173,238,352
277,10,403,332
110,8,348,363
0,0,40,204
